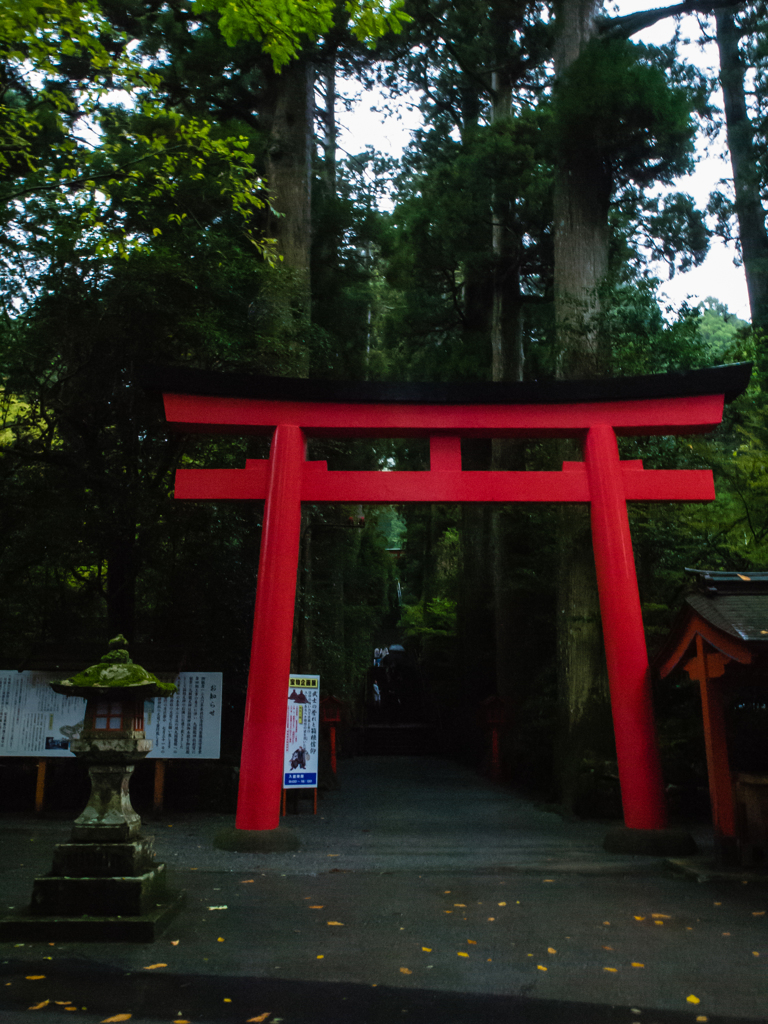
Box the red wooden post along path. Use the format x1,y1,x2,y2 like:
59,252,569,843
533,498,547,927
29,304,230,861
150,363,751,832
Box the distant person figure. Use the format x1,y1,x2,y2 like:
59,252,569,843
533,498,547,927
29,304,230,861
373,647,382,667
372,681,381,704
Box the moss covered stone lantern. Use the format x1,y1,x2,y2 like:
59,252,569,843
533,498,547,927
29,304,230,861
9,637,184,941
51,635,176,843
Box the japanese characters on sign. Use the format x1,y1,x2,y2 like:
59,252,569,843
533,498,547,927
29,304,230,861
283,675,320,788
0,671,222,759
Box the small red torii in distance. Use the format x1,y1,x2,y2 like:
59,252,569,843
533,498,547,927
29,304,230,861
148,363,751,835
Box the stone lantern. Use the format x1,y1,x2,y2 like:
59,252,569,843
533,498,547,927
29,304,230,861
6,636,184,941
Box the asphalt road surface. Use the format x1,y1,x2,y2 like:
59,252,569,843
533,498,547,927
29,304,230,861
1,756,766,1024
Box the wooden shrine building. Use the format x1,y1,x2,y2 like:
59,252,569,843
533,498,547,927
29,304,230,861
654,570,768,865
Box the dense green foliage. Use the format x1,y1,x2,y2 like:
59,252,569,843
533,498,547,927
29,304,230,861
1,0,766,810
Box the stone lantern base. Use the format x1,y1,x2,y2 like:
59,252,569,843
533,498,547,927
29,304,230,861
1,833,185,943
0,747,184,943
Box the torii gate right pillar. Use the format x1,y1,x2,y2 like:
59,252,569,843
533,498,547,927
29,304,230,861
585,424,666,830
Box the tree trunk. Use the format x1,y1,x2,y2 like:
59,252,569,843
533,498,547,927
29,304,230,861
295,515,315,672
715,6,768,336
258,57,314,376
553,0,614,814
459,441,495,764
318,60,337,192
553,0,611,378
106,531,137,641
555,501,616,814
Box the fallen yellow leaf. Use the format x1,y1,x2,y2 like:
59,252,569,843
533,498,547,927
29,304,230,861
603,967,618,973
55,1002,72,1006
444,910,452,914
652,913,671,919
317,955,324,959
752,911,765,916
457,952,469,958
687,995,701,1005
223,997,232,1002
25,976,45,980
422,947,432,952
634,915,645,921
454,904,466,907
444,890,451,893
537,965,547,971
722,932,731,936
548,948,556,954
142,964,167,970
753,951,760,957
696,1017,708,1022
602,921,610,926
326,921,344,926
327,854,340,857
309,906,324,909
498,902,507,907
28,1001,49,1010
632,962,645,968
241,879,255,884
247,1015,271,1023
101,1016,132,1023
217,937,225,942
543,879,554,883
467,940,476,945
171,940,180,946
603,946,613,951
487,917,495,921
399,968,412,975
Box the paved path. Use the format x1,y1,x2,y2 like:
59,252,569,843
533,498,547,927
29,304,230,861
1,756,766,1023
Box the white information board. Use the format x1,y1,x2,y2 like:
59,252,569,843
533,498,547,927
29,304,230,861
283,674,320,788
0,671,222,759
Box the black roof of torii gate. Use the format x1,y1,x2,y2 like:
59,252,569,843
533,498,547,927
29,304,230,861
140,362,752,406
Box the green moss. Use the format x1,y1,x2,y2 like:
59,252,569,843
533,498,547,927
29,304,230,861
59,635,177,693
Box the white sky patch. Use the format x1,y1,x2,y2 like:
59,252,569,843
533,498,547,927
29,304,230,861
337,2,751,320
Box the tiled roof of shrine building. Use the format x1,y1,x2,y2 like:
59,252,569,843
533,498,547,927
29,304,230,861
684,570,768,644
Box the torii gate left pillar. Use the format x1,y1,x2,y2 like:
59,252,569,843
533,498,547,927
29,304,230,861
157,363,751,839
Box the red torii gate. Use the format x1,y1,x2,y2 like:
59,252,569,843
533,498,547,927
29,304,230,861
148,362,751,834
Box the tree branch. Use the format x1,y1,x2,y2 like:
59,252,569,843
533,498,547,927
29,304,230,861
599,0,739,40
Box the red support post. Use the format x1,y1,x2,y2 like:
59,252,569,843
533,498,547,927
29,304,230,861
489,727,501,782
236,424,305,830
584,423,667,830
695,635,736,840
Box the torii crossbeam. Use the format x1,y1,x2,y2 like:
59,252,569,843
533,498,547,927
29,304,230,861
147,363,752,833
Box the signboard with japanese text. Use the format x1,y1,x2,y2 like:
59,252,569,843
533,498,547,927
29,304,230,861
283,674,320,788
0,671,222,759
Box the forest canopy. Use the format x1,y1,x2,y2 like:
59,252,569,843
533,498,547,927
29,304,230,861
1,0,767,814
